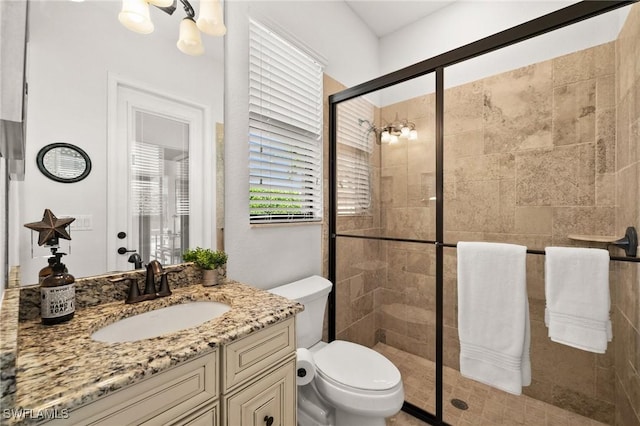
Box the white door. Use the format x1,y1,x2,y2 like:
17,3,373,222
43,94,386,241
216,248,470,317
107,76,214,272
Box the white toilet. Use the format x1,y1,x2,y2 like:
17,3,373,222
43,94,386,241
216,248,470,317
269,276,404,426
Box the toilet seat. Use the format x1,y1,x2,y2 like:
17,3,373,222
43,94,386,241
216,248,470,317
313,340,401,391
312,340,404,417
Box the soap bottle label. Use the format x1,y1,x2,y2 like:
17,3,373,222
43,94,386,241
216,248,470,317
41,284,75,319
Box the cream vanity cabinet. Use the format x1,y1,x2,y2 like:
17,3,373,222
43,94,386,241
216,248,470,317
45,317,296,426
46,350,220,426
221,317,297,426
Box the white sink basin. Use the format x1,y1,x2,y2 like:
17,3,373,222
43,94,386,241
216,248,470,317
91,301,231,343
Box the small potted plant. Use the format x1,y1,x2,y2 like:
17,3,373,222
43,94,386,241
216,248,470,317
182,247,228,286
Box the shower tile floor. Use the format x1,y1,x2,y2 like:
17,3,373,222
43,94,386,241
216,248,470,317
374,343,607,426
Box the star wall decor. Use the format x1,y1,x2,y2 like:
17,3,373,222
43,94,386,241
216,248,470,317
24,209,75,246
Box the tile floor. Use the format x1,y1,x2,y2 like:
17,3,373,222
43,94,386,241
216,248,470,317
375,343,608,426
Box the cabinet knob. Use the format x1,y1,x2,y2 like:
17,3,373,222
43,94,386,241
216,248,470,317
264,416,274,426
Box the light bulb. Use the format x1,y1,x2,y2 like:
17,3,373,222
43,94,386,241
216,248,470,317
390,135,399,144
177,18,205,56
381,131,391,143
409,129,418,140
118,0,154,34
148,0,173,6
197,0,227,36
400,126,410,138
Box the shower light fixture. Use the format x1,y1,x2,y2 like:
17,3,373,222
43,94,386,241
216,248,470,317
118,0,226,56
358,113,418,145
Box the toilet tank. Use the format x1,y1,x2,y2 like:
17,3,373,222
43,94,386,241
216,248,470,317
268,276,332,349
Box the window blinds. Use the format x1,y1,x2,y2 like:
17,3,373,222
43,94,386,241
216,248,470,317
131,141,163,216
337,98,374,215
248,19,323,223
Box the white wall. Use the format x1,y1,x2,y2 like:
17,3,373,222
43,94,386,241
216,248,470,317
378,1,631,104
224,0,379,289
1,157,5,303
17,1,223,285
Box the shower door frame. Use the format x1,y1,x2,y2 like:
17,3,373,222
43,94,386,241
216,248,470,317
327,1,638,424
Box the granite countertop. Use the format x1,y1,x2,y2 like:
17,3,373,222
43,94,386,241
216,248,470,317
0,273,303,425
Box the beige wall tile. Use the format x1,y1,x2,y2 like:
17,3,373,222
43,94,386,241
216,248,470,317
596,108,616,174
407,93,436,120
484,62,553,153
514,206,553,235
617,93,631,172
444,81,483,135
553,80,596,147
594,42,616,78
516,144,595,206
450,153,515,183
553,43,615,87
595,173,616,207
551,206,616,245
530,319,598,394
446,179,502,232
597,75,616,110
616,163,638,233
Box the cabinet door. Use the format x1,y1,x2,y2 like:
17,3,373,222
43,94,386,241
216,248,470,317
223,358,296,426
223,317,295,392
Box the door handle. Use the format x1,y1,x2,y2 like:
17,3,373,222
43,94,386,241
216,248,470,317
117,247,137,255
264,416,274,426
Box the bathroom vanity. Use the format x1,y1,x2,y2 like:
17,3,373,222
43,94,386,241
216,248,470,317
0,266,302,426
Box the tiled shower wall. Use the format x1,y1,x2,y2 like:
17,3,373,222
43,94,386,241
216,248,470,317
613,4,640,425
325,4,639,424
377,41,624,421
323,75,386,347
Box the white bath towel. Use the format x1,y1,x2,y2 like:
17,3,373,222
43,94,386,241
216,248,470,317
544,247,611,353
457,242,531,395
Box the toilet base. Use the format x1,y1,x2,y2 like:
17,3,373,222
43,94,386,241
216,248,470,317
297,381,393,426
298,382,335,426
335,409,386,426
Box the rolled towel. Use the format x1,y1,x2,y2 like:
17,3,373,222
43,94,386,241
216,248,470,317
544,247,611,353
457,242,530,395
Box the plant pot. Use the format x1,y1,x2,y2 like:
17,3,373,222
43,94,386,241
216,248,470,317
202,264,227,287
202,269,218,287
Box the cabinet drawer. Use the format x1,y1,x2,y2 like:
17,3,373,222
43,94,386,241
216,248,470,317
166,402,218,426
48,351,218,425
222,317,295,392
223,357,296,426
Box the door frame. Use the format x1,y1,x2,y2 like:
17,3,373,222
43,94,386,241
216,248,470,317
107,74,214,272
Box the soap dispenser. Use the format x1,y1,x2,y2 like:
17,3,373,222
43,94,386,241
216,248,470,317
40,252,75,325
38,256,57,284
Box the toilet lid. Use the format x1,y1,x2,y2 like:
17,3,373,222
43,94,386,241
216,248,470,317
313,340,401,391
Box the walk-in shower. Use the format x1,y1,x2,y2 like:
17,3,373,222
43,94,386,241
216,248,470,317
328,1,640,425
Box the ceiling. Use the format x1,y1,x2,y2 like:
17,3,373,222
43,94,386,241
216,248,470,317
344,1,458,37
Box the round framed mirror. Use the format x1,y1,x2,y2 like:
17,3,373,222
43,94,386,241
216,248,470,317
36,143,92,183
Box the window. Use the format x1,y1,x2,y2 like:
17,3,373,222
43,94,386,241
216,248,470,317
248,19,323,223
337,98,374,215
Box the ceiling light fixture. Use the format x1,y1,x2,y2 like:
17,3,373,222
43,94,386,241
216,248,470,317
118,0,226,56
358,113,418,145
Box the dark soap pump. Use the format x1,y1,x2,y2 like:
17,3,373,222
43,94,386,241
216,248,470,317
38,256,57,284
40,253,75,325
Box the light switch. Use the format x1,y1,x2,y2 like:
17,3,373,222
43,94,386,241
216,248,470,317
62,215,93,231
